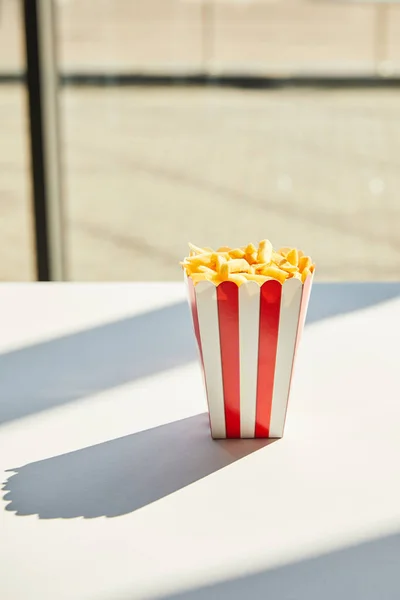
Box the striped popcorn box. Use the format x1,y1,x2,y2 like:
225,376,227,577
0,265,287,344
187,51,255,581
186,274,313,439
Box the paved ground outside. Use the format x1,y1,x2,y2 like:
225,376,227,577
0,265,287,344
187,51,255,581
1,84,400,282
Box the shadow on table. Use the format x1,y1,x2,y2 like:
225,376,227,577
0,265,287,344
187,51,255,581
0,282,398,425
307,282,400,325
2,413,272,519
0,300,197,424
159,531,400,600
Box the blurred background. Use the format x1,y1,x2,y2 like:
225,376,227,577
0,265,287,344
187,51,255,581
1,0,400,281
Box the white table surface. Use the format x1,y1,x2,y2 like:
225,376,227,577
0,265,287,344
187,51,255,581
0,282,400,600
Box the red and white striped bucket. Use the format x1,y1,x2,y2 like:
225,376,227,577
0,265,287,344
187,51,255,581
186,274,313,439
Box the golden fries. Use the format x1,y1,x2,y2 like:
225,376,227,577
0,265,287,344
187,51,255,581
257,239,273,264
286,248,299,267
219,262,230,281
279,261,298,274
181,240,315,286
229,248,245,259
228,259,252,274
260,264,289,284
298,255,311,272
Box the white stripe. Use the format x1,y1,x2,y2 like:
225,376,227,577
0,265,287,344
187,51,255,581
239,282,260,438
269,278,303,438
195,281,226,439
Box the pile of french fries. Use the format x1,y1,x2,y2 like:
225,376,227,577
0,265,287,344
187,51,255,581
181,241,315,286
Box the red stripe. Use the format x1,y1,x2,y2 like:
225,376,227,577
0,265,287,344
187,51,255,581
217,281,240,438
255,280,282,438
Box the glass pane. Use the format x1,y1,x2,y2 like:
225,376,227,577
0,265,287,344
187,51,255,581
59,0,400,281
0,0,35,280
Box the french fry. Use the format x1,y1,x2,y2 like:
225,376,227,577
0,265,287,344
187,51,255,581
229,248,246,259
219,262,230,281
198,265,216,275
181,262,197,276
254,262,269,272
245,251,258,265
228,258,252,273
216,254,227,274
185,256,213,271
260,264,289,284
279,261,298,274
245,243,257,254
286,248,299,267
217,246,231,252
272,251,285,265
186,252,213,262
257,239,273,264
298,255,312,272
188,243,206,255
